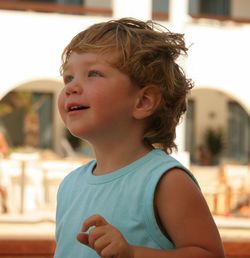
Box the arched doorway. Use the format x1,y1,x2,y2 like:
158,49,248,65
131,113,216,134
0,80,63,155
186,88,250,165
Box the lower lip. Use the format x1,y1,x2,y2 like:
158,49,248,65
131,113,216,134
68,108,89,115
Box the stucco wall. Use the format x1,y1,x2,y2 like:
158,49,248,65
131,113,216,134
0,10,108,99
0,3,249,157
185,21,250,114
0,10,249,113
231,0,250,19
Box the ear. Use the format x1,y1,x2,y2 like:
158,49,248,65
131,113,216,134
133,85,163,120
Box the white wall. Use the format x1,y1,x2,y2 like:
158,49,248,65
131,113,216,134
112,0,152,20
1,6,249,112
231,0,250,19
0,1,249,156
184,21,250,114
0,10,108,99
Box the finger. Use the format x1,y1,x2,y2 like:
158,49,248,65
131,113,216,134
91,234,111,255
100,242,117,258
77,227,104,247
87,225,109,249
101,241,131,258
82,214,108,232
76,232,89,246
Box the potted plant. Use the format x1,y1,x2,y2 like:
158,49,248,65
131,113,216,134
204,127,225,165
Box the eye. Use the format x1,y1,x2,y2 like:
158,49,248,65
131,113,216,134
88,70,103,77
63,75,74,84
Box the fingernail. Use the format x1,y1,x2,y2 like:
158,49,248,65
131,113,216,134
85,225,96,234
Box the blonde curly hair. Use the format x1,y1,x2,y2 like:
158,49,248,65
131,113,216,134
60,18,193,154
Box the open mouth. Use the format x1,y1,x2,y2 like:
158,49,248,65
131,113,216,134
68,105,89,112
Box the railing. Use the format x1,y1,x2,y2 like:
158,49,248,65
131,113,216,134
0,154,91,214
1,156,249,216
190,164,250,216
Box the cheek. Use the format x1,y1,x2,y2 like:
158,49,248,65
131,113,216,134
57,91,66,121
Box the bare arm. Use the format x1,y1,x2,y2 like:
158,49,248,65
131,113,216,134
132,168,225,258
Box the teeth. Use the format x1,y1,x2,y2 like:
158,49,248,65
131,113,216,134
68,105,88,111
70,105,82,111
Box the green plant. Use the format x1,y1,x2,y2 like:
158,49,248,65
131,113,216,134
204,127,225,157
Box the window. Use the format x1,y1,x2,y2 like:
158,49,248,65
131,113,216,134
227,101,250,164
185,99,196,162
0,91,54,150
189,0,230,17
152,0,169,20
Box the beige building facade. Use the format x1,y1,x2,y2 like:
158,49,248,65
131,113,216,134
0,0,249,164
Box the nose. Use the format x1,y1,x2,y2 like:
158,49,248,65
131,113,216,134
65,80,82,96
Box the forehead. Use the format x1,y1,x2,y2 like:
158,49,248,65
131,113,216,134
63,51,117,71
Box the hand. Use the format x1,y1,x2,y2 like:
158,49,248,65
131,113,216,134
77,214,134,258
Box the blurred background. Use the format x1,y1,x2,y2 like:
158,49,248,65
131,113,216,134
0,0,249,257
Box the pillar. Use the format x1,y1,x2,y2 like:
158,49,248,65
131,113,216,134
169,0,190,166
112,0,152,20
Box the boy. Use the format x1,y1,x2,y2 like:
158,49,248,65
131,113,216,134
55,18,225,258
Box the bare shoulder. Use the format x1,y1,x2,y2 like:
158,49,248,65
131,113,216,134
155,168,225,256
156,168,202,203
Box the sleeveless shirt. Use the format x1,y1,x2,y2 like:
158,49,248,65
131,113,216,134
54,149,198,258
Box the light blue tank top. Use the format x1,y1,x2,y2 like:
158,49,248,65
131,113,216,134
54,149,198,258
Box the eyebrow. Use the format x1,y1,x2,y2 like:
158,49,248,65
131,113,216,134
65,59,112,73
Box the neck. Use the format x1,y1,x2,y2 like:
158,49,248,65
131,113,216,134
92,140,152,176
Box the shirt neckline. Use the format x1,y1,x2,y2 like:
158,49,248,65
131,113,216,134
85,149,160,185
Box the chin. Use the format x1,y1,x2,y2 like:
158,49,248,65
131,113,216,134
68,128,90,141
69,131,82,139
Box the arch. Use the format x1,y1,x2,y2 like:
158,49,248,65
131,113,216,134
0,79,65,155
0,78,63,100
187,86,250,164
193,85,250,115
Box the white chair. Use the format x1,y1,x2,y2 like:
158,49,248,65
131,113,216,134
40,159,85,210
191,165,225,214
8,152,42,214
222,164,250,213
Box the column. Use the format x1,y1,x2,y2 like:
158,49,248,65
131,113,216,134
112,0,152,20
169,0,190,167
169,0,189,32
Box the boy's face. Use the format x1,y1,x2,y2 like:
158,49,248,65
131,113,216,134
58,52,141,143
